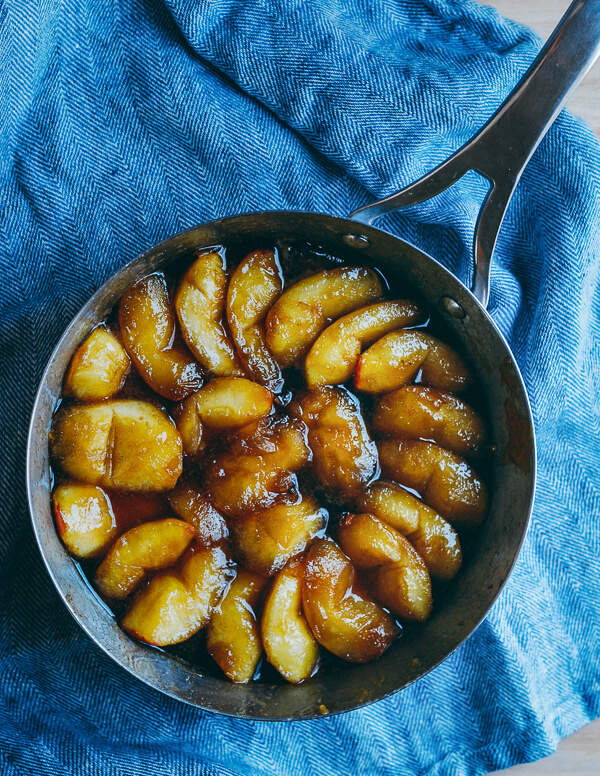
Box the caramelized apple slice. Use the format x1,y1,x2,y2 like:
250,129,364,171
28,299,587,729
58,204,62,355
302,538,399,663
95,518,195,600
174,251,243,376
119,273,203,400
305,300,425,388
265,267,383,367
358,481,461,580
337,513,432,621
206,569,270,683
378,439,488,528
121,544,234,646
204,415,311,518
63,327,130,402
53,483,117,559
174,377,273,458
261,556,319,683
50,400,182,491
229,496,327,576
227,249,284,392
169,480,228,546
355,330,473,394
290,387,377,503
372,385,486,457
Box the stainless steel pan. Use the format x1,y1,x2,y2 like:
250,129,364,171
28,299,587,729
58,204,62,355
26,0,600,719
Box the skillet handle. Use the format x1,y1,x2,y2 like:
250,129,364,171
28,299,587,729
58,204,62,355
349,0,600,309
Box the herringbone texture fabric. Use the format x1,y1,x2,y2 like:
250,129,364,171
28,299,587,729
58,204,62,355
1,0,599,774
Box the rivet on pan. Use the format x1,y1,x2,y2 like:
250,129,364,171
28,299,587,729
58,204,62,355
440,296,466,320
343,234,370,249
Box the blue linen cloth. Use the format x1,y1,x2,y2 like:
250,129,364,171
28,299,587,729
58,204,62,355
1,0,599,773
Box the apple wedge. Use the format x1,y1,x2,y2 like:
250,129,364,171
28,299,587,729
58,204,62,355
53,482,117,559
302,538,399,663
119,273,203,400
304,299,425,389
175,251,243,377
355,329,473,394
358,481,462,581
378,439,488,528
95,517,195,600
174,377,273,458
206,569,270,683
169,480,229,546
265,267,383,367
261,556,319,683
50,400,182,491
227,249,284,393
121,544,234,646
337,513,432,622
229,496,327,576
372,385,486,457
63,326,130,402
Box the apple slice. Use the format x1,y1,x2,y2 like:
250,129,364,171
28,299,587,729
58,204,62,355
377,439,488,528
355,329,473,394
119,273,203,400
372,385,486,457
290,386,377,504
121,545,234,646
358,481,462,581
304,299,425,389
206,569,270,683
169,480,228,546
227,249,284,393
204,414,311,518
229,496,327,576
174,377,273,458
50,400,182,491
302,538,399,663
261,556,319,683
337,513,432,622
95,518,195,600
53,482,117,559
174,251,243,377
265,267,383,367
63,326,130,402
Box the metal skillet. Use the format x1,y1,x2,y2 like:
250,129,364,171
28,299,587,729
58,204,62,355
26,0,600,719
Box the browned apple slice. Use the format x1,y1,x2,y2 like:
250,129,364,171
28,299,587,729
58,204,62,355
174,377,273,458
358,481,462,580
304,300,425,389
53,482,117,559
337,513,432,621
355,329,473,394
229,496,327,576
120,544,234,646
169,480,228,546
95,518,195,600
174,251,243,376
265,267,383,367
206,569,270,683
372,385,486,457
227,249,284,393
290,387,377,504
50,400,182,491
119,273,203,400
378,439,488,528
63,327,130,402
204,414,311,518
302,538,399,663
261,556,319,683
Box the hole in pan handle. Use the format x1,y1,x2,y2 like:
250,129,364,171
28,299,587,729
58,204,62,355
349,0,600,309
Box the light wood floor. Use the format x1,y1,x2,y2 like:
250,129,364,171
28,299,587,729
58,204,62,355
483,1,599,774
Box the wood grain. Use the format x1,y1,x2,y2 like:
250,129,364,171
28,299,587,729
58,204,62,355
481,3,599,773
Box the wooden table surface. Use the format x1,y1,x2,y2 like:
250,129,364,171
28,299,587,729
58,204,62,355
482,1,600,774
